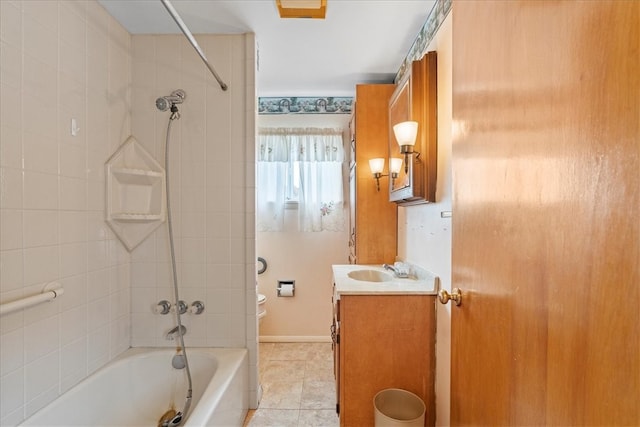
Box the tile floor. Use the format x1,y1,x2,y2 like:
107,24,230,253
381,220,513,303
243,342,340,427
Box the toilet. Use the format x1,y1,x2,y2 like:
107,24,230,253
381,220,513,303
257,293,267,322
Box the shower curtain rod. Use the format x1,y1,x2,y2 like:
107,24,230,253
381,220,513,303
160,0,229,91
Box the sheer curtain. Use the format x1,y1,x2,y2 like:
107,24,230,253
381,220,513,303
257,128,345,232
257,131,289,231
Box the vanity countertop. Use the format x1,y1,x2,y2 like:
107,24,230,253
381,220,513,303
332,264,439,298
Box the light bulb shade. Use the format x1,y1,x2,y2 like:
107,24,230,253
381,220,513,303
393,121,418,147
389,157,403,174
369,158,385,174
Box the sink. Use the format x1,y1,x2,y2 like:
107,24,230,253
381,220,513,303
347,270,393,282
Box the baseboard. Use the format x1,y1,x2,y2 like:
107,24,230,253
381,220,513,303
259,335,331,343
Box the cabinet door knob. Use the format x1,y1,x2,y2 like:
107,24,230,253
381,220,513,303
438,288,462,306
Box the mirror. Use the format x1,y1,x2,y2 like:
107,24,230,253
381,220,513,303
388,52,438,205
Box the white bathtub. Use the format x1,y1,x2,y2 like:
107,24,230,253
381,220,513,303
20,347,248,427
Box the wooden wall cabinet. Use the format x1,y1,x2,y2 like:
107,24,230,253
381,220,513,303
333,293,436,426
388,52,438,205
349,84,397,265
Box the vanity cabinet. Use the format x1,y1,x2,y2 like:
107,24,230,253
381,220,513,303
332,291,436,426
349,84,397,265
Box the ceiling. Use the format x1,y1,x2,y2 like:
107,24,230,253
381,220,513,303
97,0,436,97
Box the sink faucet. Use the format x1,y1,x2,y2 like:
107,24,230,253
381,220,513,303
382,263,397,274
382,263,409,278
166,325,186,340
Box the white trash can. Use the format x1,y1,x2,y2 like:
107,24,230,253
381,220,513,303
373,388,426,427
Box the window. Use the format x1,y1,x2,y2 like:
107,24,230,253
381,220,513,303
286,161,300,203
257,128,345,232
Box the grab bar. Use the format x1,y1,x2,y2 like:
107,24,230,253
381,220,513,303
0,282,64,316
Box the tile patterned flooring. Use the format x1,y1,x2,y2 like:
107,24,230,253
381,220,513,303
244,342,340,427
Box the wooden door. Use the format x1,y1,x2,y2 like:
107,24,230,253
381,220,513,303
451,1,639,425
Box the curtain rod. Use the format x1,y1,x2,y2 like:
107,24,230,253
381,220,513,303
160,0,228,91
259,127,344,136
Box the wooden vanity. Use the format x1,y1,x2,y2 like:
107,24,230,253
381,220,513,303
331,265,437,426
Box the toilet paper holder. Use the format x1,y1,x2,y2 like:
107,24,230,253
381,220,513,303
277,280,295,297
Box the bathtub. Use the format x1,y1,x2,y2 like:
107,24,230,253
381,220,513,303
20,347,248,427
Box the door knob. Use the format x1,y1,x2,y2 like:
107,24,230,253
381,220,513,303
438,288,462,306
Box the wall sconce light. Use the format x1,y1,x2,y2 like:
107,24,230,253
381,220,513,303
393,121,420,173
369,157,403,191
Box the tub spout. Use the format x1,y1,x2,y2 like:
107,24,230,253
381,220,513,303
166,325,186,340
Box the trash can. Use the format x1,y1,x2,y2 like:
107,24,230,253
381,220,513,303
373,388,426,426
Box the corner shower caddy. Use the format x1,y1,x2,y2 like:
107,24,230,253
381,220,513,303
106,136,166,251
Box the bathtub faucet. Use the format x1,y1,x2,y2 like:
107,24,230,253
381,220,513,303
166,325,187,340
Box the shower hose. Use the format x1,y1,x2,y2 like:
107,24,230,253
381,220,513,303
163,105,193,426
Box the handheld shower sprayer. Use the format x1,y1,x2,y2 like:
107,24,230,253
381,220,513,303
156,89,186,112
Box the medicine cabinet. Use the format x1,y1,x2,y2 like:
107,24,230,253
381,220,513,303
388,51,438,205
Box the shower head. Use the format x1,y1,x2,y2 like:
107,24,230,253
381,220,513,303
156,89,186,112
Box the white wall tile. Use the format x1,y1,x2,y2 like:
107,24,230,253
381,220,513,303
60,40,87,86
0,368,24,419
59,242,86,278
60,337,87,393
23,171,58,210
23,132,58,175
109,315,130,356
0,250,23,294
86,1,109,43
24,383,57,421
0,328,23,376
0,2,132,425
58,273,87,312
58,77,87,125
181,237,205,262
22,17,58,69
22,0,58,33
109,289,128,319
1,210,22,250
0,41,22,90
87,268,109,301
23,210,58,248
1,85,22,140
60,305,87,346
87,296,110,332
23,245,59,286
59,176,87,211
0,168,23,210
24,316,59,364
87,325,109,373
128,30,257,403
86,240,108,272
60,211,88,244
22,93,57,139
131,313,155,344
0,1,21,46
59,2,86,49
86,180,104,212
24,350,59,405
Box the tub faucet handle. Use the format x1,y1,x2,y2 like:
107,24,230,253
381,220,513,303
171,300,187,314
154,300,171,315
189,301,205,315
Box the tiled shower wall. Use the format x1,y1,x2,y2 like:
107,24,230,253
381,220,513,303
128,33,258,402
0,1,258,424
0,1,132,425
